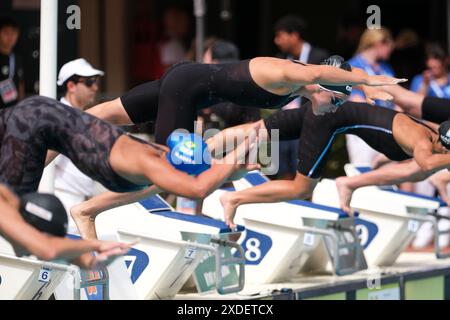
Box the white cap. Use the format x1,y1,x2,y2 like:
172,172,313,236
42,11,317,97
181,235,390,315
57,58,104,86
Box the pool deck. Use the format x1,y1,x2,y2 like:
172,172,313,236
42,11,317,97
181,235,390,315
175,252,450,300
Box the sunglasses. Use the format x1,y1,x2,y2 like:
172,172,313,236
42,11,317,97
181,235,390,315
76,77,100,88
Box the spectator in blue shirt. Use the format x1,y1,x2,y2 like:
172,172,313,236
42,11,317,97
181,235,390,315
347,27,395,166
411,43,450,99
348,27,395,108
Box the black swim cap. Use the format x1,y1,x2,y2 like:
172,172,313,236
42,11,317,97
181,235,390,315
19,193,68,237
319,55,353,97
211,40,240,63
439,120,450,150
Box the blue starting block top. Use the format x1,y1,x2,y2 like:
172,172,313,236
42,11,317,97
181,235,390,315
245,172,270,186
140,196,172,212
354,166,372,174
139,196,245,234
287,199,354,219
355,167,446,207
380,188,447,207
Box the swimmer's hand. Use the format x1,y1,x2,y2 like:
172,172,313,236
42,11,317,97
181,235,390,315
361,86,395,105
87,240,138,270
365,75,408,86
428,171,450,206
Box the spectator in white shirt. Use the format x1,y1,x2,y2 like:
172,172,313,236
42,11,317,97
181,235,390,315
54,58,105,235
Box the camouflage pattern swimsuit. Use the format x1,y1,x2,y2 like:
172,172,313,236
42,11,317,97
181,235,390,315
0,96,148,196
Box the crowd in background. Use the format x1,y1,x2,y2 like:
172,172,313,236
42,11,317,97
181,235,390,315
2,7,450,248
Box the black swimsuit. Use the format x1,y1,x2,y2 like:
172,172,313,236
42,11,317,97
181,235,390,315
421,96,450,124
264,101,412,179
120,60,297,144
0,96,149,195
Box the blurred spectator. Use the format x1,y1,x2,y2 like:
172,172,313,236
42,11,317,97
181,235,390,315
273,15,328,180
0,15,24,109
346,27,396,166
274,15,329,65
335,16,365,60
410,43,450,98
349,27,395,107
158,5,192,73
390,29,425,87
53,58,106,234
130,0,162,84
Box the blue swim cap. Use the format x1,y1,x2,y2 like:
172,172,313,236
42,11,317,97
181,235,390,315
166,131,212,176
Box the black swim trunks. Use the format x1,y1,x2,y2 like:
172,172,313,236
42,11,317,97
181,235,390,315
0,96,148,195
265,101,412,179
121,60,297,144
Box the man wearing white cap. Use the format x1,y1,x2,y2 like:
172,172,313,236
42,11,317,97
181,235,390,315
54,58,105,235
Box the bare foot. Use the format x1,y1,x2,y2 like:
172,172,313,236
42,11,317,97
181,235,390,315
336,177,355,216
220,192,239,229
70,204,98,240
429,173,450,205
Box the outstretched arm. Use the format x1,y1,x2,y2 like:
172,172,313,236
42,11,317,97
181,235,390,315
361,84,424,117
0,189,130,269
413,139,450,172
140,136,257,200
283,63,406,87
206,120,268,156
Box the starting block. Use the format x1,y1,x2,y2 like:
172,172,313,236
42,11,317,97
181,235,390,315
202,171,367,284
0,246,109,300
94,195,246,300
313,164,446,267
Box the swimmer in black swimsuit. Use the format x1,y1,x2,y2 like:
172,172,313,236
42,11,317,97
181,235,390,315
218,100,450,227
88,57,405,144
336,84,450,210
0,96,258,237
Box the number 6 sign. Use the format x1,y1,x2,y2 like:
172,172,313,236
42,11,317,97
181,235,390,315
38,268,51,283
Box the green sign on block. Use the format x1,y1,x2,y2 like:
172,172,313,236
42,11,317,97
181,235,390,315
306,292,347,300
356,283,401,300
182,233,239,294
193,245,239,293
404,276,444,300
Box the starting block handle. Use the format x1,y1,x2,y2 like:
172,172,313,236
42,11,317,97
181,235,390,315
426,214,450,259
430,213,450,222
211,239,246,295
396,213,450,260
299,225,366,276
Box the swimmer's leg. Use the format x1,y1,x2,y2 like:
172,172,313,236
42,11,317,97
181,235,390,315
220,172,318,228
336,160,432,214
71,185,162,240
87,98,134,126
